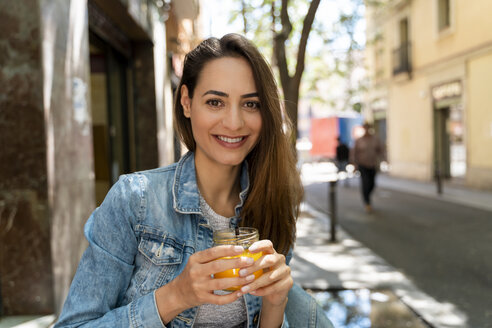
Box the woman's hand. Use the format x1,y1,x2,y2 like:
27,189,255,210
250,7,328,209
155,245,256,323
238,240,293,306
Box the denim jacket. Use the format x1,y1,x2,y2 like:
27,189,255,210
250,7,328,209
55,152,292,328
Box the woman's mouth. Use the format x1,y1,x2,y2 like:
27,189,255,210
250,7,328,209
216,135,245,144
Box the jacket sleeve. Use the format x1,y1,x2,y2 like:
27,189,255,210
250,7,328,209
54,175,165,328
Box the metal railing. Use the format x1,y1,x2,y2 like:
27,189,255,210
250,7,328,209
392,42,412,75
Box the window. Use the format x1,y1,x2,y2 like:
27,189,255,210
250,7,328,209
438,0,451,31
393,18,411,75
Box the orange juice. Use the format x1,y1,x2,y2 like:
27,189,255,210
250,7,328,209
213,227,263,291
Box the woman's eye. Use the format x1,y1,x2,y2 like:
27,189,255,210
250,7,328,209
206,99,223,107
244,101,261,110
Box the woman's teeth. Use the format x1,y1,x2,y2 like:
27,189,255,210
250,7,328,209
217,136,244,143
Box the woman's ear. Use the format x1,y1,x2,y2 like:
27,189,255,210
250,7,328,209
181,85,191,118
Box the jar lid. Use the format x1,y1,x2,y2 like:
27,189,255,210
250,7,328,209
213,227,259,247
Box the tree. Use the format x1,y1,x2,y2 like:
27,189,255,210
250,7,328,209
272,0,321,141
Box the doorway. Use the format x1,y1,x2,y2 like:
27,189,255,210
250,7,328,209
89,32,133,205
433,103,466,180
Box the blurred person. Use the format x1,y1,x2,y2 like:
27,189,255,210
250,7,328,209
335,136,349,172
353,122,384,213
54,34,332,328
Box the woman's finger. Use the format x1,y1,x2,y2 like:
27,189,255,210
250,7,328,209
248,239,274,254
249,274,293,300
193,245,245,263
238,252,284,277
198,254,255,276
239,258,290,293
209,274,257,291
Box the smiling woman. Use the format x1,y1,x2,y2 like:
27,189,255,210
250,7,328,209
181,56,262,170
54,34,332,328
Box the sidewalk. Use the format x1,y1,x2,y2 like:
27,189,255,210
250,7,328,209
291,202,469,328
0,315,55,328
377,173,492,212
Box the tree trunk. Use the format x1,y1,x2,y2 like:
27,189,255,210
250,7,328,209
284,85,299,140
272,0,321,143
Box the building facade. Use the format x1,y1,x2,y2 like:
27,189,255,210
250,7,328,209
365,0,492,189
0,0,201,318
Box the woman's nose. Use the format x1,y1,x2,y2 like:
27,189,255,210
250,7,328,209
222,106,245,130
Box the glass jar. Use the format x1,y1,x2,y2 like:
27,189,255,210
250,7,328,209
213,227,263,291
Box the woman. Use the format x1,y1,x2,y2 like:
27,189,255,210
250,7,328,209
55,34,328,327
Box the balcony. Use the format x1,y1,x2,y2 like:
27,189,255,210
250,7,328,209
392,42,412,76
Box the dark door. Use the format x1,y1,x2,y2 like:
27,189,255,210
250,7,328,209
434,107,451,179
89,32,132,205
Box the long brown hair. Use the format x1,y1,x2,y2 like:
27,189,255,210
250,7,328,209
174,34,303,255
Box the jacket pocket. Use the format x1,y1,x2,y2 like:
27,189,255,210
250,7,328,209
134,228,185,293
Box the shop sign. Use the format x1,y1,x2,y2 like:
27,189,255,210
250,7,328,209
432,81,462,101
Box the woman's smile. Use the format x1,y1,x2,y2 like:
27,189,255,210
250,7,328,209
215,135,248,148
216,135,245,143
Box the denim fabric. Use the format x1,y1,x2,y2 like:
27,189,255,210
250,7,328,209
54,151,326,327
285,284,334,328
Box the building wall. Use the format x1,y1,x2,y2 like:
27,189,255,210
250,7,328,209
366,0,492,189
413,0,492,69
388,75,433,180
467,52,492,188
0,0,95,315
0,0,54,315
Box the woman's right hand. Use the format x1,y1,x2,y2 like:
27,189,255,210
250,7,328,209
155,245,256,324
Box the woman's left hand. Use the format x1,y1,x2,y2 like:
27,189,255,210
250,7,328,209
238,240,293,306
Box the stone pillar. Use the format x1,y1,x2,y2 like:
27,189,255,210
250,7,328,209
0,0,95,316
151,6,175,167
0,0,53,315
39,0,95,315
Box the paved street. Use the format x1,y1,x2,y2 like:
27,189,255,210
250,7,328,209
303,175,492,328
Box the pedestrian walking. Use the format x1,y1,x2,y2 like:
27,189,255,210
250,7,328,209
353,122,384,213
54,33,332,327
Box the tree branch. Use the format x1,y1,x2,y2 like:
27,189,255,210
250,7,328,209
241,0,248,34
293,0,321,90
273,0,292,96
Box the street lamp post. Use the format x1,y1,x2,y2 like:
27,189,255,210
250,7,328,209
328,180,338,242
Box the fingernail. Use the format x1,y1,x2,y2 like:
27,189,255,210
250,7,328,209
234,246,244,252
242,257,254,264
246,274,255,281
248,244,258,252
241,285,250,293
236,292,242,297
239,269,248,276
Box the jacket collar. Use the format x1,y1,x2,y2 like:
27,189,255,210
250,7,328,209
172,151,250,217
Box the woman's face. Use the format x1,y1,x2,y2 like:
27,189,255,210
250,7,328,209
181,56,262,169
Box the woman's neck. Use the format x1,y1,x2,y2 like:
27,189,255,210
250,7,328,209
194,157,242,218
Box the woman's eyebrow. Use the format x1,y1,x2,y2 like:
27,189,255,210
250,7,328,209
203,90,228,97
202,90,258,98
241,92,259,98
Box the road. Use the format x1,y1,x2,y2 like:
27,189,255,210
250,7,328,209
303,176,492,328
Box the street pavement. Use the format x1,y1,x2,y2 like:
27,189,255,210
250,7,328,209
295,163,492,328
